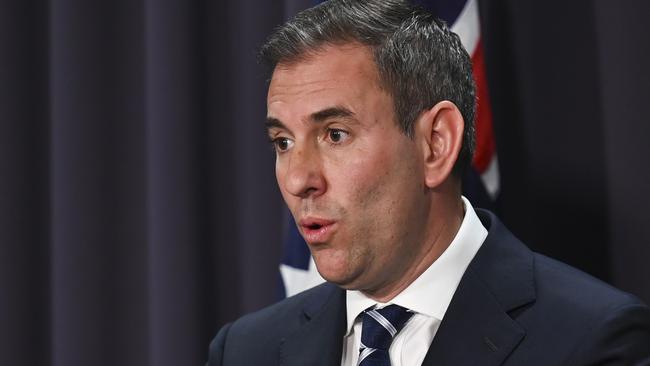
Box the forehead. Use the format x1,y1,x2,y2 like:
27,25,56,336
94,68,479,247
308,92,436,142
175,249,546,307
267,43,384,114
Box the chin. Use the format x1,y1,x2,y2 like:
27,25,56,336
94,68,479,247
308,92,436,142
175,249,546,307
313,256,357,287
316,265,369,292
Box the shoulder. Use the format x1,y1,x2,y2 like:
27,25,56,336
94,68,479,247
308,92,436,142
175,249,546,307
207,282,342,366
520,253,650,363
475,208,646,316
533,252,643,313
474,209,650,363
530,251,648,330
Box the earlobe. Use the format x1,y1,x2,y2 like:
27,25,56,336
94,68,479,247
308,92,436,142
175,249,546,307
415,101,465,189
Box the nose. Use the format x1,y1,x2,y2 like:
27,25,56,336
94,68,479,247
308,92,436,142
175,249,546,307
280,144,327,199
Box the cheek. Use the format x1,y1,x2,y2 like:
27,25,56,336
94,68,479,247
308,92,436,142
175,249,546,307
346,144,422,233
338,147,406,220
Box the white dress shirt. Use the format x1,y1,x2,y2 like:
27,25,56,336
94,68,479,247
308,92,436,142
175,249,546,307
341,197,488,366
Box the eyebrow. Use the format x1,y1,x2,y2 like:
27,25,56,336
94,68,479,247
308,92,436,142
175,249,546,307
311,106,355,122
265,106,356,133
265,117,286,131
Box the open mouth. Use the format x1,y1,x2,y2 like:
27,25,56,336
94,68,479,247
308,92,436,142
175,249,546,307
299,218,336,243
300,218,334,231
306,223,324,230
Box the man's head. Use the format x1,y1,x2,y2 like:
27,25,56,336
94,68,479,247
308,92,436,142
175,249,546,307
262,0,475,300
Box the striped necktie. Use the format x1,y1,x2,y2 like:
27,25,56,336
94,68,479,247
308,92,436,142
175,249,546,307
358,304,414,365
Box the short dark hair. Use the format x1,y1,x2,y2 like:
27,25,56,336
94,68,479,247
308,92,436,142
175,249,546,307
260,0,476,177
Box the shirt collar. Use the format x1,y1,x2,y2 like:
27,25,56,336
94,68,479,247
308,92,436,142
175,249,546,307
344,196,487,335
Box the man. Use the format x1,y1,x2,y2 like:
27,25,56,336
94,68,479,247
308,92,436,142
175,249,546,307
208,0,650,365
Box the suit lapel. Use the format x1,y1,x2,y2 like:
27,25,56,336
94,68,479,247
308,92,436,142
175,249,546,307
422,268,526,366
280,284,347,366
423,210,536,366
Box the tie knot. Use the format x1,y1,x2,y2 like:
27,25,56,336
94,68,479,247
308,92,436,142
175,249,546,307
360,304,413,351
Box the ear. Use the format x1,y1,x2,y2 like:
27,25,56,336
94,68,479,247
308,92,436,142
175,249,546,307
414,100,465,189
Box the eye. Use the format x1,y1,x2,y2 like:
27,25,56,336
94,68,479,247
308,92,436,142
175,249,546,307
326,129,349,144
272,137,294,153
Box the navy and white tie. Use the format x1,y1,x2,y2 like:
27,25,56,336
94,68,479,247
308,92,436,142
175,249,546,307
358,304,414,366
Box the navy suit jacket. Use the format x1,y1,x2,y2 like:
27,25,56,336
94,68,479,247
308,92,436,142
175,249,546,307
208,210,650,365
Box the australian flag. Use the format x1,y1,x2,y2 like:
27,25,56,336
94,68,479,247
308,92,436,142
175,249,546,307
279,0,499,297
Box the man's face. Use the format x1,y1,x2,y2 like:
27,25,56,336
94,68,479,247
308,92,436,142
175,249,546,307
266,44,430,294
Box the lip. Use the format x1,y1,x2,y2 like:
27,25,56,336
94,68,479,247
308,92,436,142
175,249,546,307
299,217,337,244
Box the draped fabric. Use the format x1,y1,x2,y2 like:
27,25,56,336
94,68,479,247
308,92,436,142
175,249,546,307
1,0,309,364
1,0,648,365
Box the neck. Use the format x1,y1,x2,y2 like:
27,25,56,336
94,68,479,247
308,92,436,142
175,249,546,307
362,191,465,303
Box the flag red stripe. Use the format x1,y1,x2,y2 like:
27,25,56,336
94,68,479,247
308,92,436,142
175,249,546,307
470,39,496,174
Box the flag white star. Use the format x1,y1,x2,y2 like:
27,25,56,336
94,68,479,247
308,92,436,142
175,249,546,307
279,256,326,297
